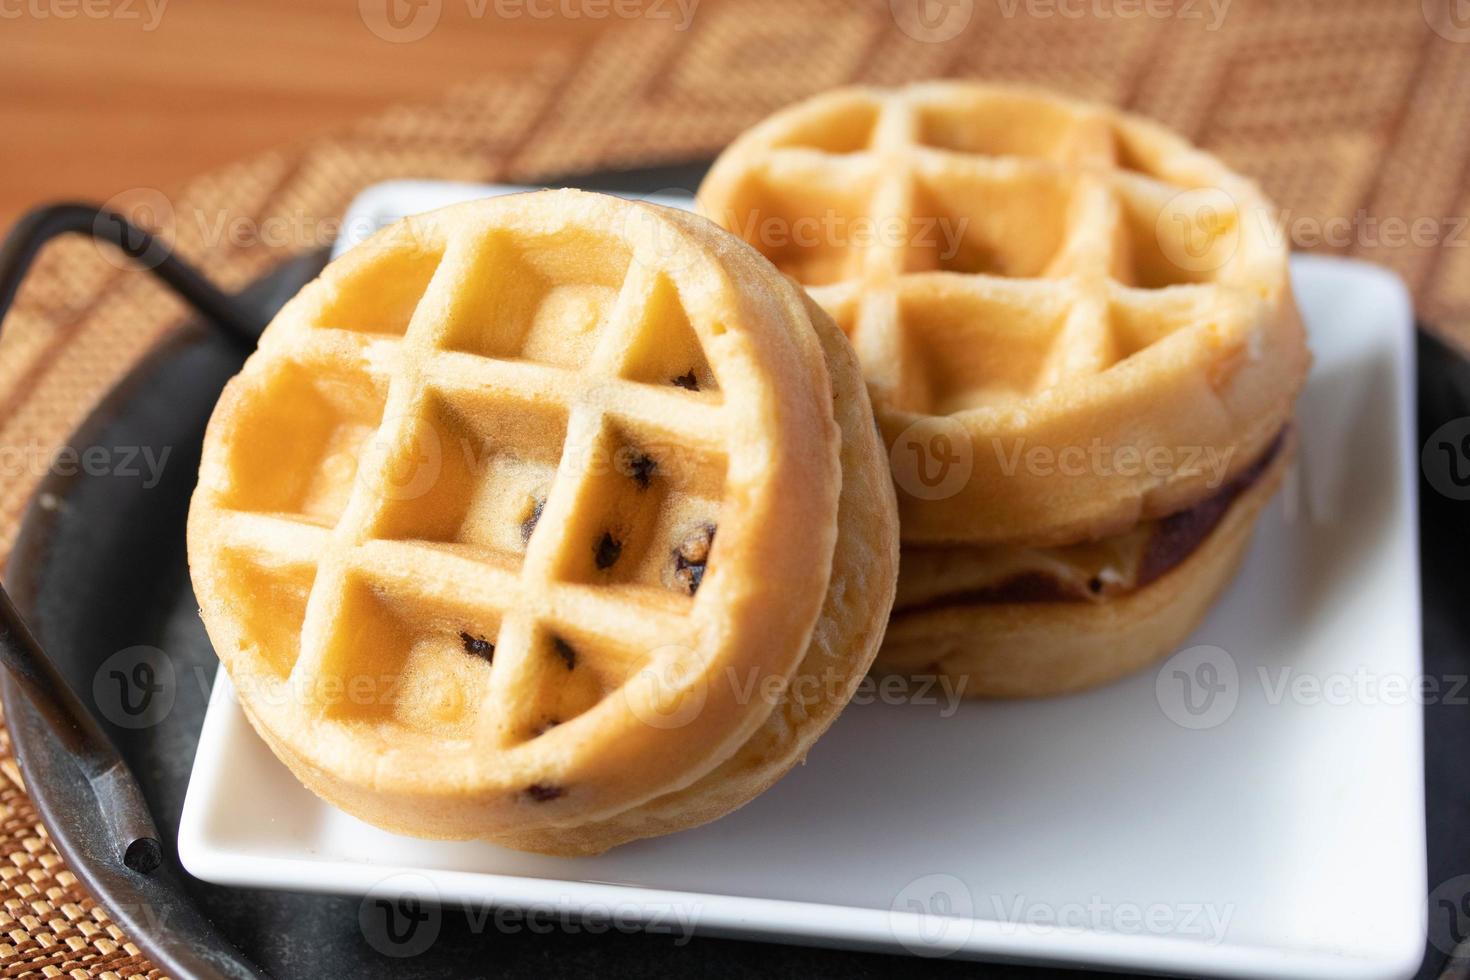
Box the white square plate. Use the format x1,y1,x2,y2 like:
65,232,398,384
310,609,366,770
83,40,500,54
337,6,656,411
179,180,1425,979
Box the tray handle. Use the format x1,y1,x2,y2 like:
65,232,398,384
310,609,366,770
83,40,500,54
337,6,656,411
0,203,271,875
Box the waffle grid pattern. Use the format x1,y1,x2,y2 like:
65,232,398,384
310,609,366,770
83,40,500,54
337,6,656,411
706,87,1272,418
208,219,731,747
1,1,1461,970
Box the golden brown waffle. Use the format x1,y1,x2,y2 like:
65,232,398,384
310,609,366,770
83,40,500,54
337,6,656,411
187,189,898,853
699,82,1309,546
506,289,899,853
7,6,1463,964
878,434,1292,698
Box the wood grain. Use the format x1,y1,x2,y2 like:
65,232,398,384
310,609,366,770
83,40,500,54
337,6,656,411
0,0,621,226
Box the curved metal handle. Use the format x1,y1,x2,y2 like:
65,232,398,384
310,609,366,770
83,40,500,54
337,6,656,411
0,203,271,345
0,589,162,873
0,203,270,875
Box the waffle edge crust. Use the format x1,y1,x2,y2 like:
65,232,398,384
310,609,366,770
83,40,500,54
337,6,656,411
876,432,1293,697
698,81,1310,547
187,190,899,854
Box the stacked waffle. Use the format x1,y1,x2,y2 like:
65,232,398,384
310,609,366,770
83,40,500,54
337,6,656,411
189,190,899,854
700,82,1308,696
189,83,1308,856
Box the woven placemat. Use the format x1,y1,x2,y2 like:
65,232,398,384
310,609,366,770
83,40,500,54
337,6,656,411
1,1,1465,974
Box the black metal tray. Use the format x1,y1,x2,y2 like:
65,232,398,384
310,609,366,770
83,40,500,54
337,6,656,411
1,164,1466,980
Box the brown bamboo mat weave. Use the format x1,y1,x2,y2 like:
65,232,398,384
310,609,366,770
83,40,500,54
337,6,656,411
1,1,1466,974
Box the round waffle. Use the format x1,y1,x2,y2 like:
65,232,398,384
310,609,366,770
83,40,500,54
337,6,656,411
188,189,898,853
877,433,1291,697
699,81,1309,546
507,289,898,853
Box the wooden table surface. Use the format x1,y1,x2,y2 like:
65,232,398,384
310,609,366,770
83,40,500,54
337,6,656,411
0,0,618,227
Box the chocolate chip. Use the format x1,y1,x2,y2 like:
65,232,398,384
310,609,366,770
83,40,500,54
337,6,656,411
673,522,715,595
677,524,714,564
626,453,657,489
460,631,494,661
553,637,576,670
520,498,545,545
671,370,699,391
673,564,705,595
1087,576,1104,595
594,532,622,570
525,783,565,802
